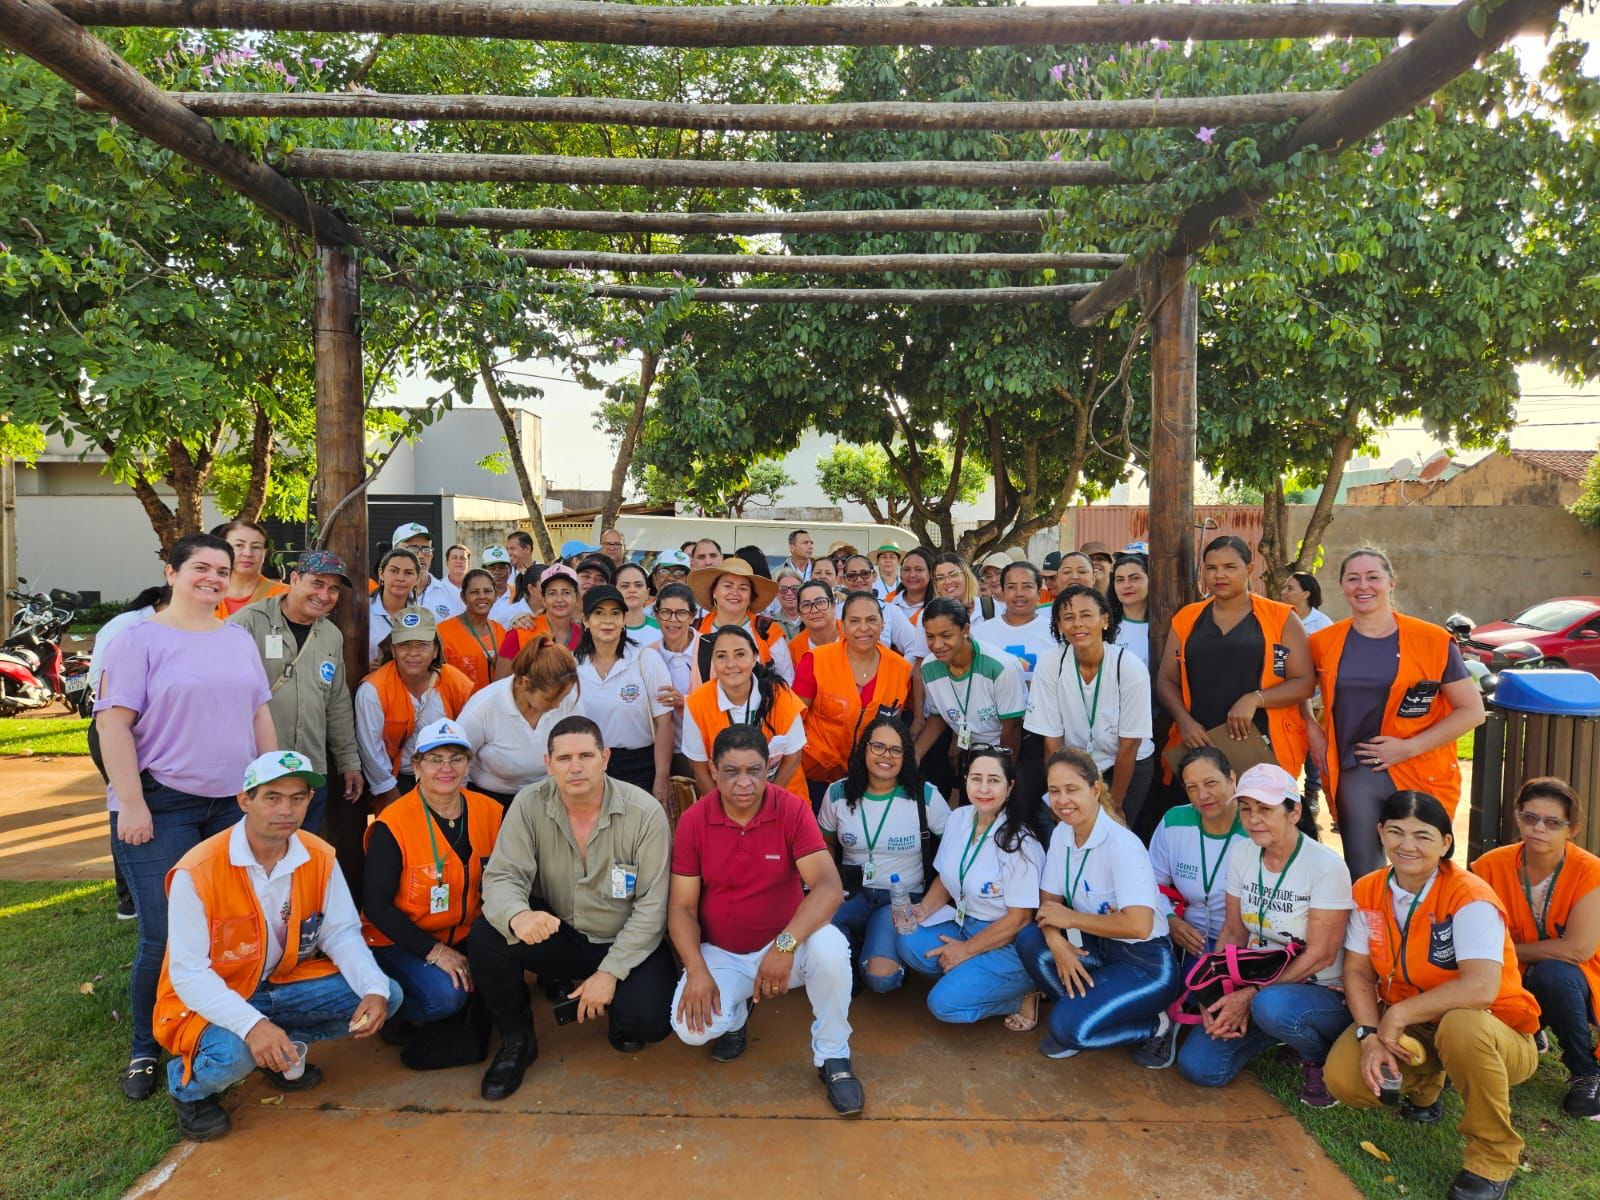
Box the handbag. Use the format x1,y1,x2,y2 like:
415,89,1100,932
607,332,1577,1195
1166,936,1306,1026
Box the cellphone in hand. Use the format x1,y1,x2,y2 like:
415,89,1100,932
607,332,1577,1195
553,995,580,1026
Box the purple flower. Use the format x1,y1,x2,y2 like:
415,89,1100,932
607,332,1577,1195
0,241,9,253
1050,63,1066,83
1152,38,1171,52
1106,55,1117,65
283,73,297,86
1154,88,1162,100
310,58,325,71
1369,141,1385,157
1048,151,1062,162
1196,126,1216,144
1339,61,1350,74
613,336,625,349
199,65,211,80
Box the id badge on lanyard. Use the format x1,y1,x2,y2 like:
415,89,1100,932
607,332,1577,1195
428,884,450,915
956,717,972,751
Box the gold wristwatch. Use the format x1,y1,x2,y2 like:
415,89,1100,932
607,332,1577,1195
774,931,798,954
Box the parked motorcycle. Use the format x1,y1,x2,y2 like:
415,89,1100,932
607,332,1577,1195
2,580,89,717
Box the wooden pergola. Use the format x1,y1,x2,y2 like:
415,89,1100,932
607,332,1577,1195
1,0,1568,691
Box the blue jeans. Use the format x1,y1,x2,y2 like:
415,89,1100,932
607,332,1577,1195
371,942,471,1024
897,917,1033,1023
1177,981,1353,1087
832,887,921,994
1524,959,1600,1079
110,785,240,1058
167,973,404,1101
1018,928,1180,1049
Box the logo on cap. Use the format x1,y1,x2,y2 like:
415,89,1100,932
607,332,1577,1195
279,752,303,770
401,612,421,628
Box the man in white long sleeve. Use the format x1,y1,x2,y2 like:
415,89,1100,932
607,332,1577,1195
155,751,402,1141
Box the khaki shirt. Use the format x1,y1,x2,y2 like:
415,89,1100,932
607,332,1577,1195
230,597,359,776
482,776,670,980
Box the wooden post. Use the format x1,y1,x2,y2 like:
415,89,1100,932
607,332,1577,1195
1146,255,1197,678
314,245,367,683
0,457,17,635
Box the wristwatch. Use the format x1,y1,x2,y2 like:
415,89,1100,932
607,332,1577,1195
774,931,798,954
1355,1025,1379,1043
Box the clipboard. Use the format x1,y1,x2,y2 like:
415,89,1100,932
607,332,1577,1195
1163,723,1278,779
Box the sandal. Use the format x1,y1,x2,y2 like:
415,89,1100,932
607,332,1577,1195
1004,992,1042,1033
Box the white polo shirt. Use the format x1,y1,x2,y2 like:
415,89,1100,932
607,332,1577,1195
972,609,1057,694
455,675,584,795
418,574,464,621
920,644,1028,745
576,643,672,752
1148,805,1247,947
1024,642,1154,770
818,781,951,892
655,633,699,752
1043,805,1168,943
925,804,1044,925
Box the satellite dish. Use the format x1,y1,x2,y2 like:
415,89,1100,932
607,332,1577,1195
1386,457,1417,481
1417,450,1452,482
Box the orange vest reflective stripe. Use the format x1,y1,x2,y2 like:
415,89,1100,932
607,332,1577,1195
685,679,810,797
215,577,289,620
1309,614,1462,818
360,787,503,948
437,615,505,696
153,828,341,1084
1473,843,1600,1065
1165,593,1308,780
1351,865,1540,1034
801,642,914,784
364,661,474,779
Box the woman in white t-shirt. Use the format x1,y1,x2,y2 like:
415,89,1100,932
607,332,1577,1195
1174,763,1354,1106
820,715,951,995
1109,552,1152,666
455,636,582,807
1149,747,1246,961
574,586,673,809
1015,749,1181,1062
895,748,1043,1024
1025,585,1155,829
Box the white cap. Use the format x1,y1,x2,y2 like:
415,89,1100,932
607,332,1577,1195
392,522,431,546
1234,763,1302,806
242,750,324,793
415,718,472,756
654,549,691,570
481,546,511,566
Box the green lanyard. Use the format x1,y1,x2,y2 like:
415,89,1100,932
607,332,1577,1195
1065,844,1094,907
420,792,448,884
1520,850,1566,941
958,814,993,897
1198,822,1240,902
1253,833,1304,946
860,790,897,862
1381,868,1430,991
1074,655,1105,737
951,649,979,727
463,616,498,670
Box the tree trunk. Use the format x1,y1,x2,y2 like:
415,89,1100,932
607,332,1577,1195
600,346,658,531
163,432,219,542
477,348,557,560
1258,408,1360,594
235,397,274,523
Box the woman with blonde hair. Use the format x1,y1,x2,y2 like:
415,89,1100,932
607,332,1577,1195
456,634,583,808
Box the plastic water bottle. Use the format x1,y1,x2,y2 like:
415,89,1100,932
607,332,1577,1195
890,874,916,935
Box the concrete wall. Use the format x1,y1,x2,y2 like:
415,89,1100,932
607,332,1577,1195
373,407,542,507
1417,454,1583,509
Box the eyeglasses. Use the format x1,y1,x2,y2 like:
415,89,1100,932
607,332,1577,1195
777,585,800,595
419,752,469,767
1516,810,1571,831
844,570,874,582
798,598,832,612
601,541,624,550
865,741,905,758
656,608,693,622
967,743,1012,758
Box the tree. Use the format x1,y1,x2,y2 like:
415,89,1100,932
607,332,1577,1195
817,441,985,537
1573,441,1600,532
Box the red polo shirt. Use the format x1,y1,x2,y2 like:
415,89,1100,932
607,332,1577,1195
671,784,826,954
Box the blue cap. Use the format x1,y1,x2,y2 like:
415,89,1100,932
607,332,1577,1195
415,718,472,756
559,539,597,559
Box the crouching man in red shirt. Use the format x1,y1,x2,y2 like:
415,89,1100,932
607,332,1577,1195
667,723,865,1116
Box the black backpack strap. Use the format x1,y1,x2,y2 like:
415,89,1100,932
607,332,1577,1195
917,782,938,887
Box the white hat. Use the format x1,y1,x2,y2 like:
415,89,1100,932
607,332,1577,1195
653,548,691,570
242,750,325,793
1234,764,1301,807
481,546,512,566
977,551,1014,572
415,718,472,756
392,521,432,545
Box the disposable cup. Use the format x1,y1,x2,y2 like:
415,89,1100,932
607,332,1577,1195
283,1040,308,1081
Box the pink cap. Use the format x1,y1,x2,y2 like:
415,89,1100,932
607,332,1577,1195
1233,763,1301,806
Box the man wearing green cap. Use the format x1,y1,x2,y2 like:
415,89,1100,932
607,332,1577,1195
156,750,401,1142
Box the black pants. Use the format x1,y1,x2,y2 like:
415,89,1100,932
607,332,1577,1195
466,911,675,1047
606,744,657,792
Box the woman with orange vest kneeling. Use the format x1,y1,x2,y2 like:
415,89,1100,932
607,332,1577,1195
362,719,503,1042
155,751,402,1142
355,608,475,811
1325,791,1542,1200
1307,547,1485,879
1472,777,1600,1122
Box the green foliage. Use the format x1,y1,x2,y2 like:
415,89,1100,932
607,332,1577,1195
642,453,794,518
1571,440,1600,531
818,441,984,528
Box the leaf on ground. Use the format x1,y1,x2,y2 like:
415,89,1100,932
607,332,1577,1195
78,981,94,994
1360,1141,1392,1163
1383,1176,1396,1185
110,1009,120,1022
259,1094,283,1105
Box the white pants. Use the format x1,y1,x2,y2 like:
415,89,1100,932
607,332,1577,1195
670,924,853,1066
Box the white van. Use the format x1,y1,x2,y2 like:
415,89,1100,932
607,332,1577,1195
569,515,919,565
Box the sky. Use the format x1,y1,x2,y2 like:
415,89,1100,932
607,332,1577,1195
392,9,1600,495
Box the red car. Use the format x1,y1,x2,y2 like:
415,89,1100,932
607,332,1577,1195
1464,597,1600,677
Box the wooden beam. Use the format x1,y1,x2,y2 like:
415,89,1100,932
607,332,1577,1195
532,282,1095,305
393,207,1056,235
509,248,1125,274
49,1,1461,46
109,90,1341,132
1145,255,1197,680
282,150,1130,188
1070,0,1566,326
0,0,354,244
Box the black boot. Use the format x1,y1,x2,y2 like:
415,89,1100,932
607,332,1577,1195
170,1094,231,1141
479,1032,537,1101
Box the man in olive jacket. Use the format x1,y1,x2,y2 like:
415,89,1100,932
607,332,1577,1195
231,550,363,836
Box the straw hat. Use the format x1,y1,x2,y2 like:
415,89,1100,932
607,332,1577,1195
689,557,779,613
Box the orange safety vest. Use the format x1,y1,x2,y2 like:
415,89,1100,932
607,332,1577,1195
437,614,505,695
502,614,582,658
215,577,289,620
1351,865,1541,1034
801,641,913,784
697,612,784,664
788,623,842,664
1473,842,1600,1065
361,786,503,949
1310,615,1463,819
153,828,342,1084
685,678,810,797
363,661,474,779
1165,593,1308,780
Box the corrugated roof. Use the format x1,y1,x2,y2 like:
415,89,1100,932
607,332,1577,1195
1509,449,1595,482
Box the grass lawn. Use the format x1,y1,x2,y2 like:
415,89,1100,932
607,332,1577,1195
1253,1050,1600,1199
0,881,177,1200
0,718,91,757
